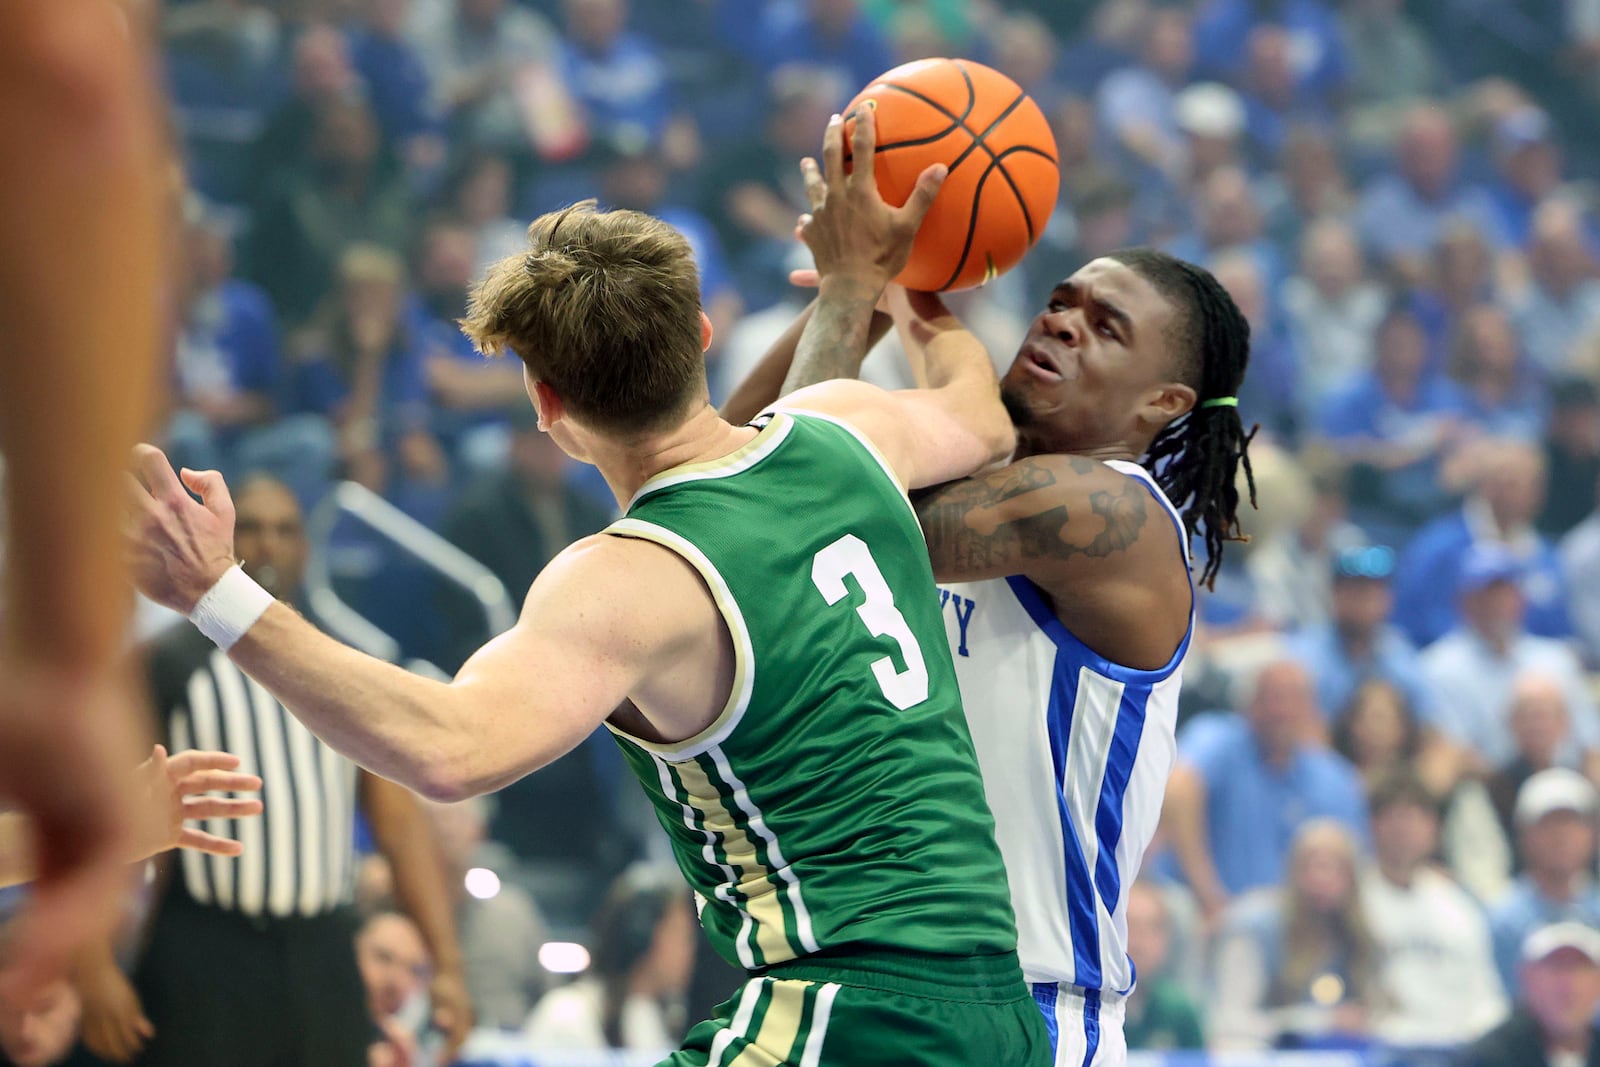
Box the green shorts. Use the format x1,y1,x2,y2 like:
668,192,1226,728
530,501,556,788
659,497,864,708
661,948,1053,1067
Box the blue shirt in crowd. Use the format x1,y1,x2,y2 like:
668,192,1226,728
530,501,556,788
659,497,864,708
1392,508,1574,647
1488,877,1600,995
1176,712,1370,897
559,31,673,143
1357,176,1509,265
1191,0,1348,99
349,30,439,142
1287,622,1438,725
175,279,282,413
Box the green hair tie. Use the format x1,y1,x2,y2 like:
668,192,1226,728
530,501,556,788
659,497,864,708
1201,397,1239,409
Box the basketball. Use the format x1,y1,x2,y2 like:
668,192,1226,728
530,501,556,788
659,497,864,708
844,58,1060,292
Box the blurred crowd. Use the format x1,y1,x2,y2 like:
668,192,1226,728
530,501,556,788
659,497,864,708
18,0,1600,1062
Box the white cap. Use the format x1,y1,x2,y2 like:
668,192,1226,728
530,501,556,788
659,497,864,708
1523,922,1600,965
1175,83,1245,139
1515,768,1599,827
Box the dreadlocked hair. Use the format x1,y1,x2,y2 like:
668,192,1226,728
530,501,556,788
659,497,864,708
1106,248,1258,590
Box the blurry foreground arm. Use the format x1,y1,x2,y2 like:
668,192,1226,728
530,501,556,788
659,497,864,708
362,772,473,1061
0,1,170,1000
0,747,261,890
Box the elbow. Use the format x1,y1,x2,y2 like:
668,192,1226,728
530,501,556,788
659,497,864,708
408,746,480,805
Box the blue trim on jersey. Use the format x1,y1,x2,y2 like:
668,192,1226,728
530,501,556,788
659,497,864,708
1032,983,1060,1054
1004,575,1193,684
1093,682,1150,993
1080,989,1103,1067
1042,653,1103,989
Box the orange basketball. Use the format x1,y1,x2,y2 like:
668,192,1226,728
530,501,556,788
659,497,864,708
844,58,1059,292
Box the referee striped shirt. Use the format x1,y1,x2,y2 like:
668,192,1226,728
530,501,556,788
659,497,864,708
147,623,358,917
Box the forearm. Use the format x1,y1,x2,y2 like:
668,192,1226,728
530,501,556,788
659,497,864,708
0,814,36,889
781,276,885,396
366,777,465,975
890,290,1010,454
0,4,169,665
227,605,471,801
721,298,891,424
1162,769,1227,908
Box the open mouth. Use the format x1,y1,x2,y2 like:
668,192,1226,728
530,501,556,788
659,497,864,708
1021,344,1064,382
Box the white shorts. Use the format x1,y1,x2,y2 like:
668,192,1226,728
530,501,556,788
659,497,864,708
1031,983,1128,1067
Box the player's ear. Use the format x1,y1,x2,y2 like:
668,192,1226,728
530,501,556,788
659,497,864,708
700,310,714,354
530,379,566,432
1146,382,1197,425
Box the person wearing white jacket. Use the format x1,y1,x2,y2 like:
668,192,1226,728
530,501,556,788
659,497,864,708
1361,773,1507,1048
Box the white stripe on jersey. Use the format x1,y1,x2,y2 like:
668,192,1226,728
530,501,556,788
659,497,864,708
939,461,1191,993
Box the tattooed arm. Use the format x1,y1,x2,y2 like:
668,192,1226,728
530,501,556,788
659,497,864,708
718,299,895,425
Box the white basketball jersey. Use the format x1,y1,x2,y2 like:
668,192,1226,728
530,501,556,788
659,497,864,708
937,460,1191,993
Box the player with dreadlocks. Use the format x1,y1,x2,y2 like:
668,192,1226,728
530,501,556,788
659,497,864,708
727,242,1254,1066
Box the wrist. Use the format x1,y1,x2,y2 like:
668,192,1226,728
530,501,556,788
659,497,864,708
188,565,274,651
818,271,890,300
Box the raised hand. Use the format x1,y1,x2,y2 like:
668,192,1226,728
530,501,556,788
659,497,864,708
132,745,263,862
123,444,238,614
796,106,946,289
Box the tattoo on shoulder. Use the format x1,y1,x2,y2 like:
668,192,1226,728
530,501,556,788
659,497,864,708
913,456,1150,573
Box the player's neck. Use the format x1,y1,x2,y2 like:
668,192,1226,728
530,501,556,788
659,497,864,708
1014,435,1140,466
588,403,758,507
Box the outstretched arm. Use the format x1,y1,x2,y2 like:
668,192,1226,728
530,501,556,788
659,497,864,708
718,300,893,425
126,447,651,804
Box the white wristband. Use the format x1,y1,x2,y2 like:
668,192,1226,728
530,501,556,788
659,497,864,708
188,565,274,651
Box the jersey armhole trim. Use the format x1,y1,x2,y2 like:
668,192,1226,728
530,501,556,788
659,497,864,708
768,408,925,541
600,517,757,761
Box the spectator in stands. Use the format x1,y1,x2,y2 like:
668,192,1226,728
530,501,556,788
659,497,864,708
1281,218,1386,421
1237,24,1333,165
410,220,526,469
411,0,562,151
1163,660,1369,922
1362,773,1507,1048
287,244,446,503
165,203,285,479
1096,6,1194,181
1486,106,1568,251
357,910,432,1067
247,23,361,203
558,0,678,151
1357,105,1506,282
443,150,526,272
1543,379,1600,539
745,0,892,107
990,13,1065,115
1485,674,1585,854
1411,220,1498,365
1489,770,1600,994
162,0,290,209
1423,546,1598,771
1510,201,1600,380
1169,165,1282,281
1190,0,1347,101
1449,305,1547,439
349,0,442,166
1396,442,1572,646
248,98,416,327
1124,881,1205,1052
1339,0,1445,148
1260,124,1354,259
1290,545,1438,729
1209,820,1380,1051
1247,457,1365,631
523,865,693,1052
1172,82,1247,199
1332,677,1463,797
423,796,549,1029
1316,303,1465,544
704,65,842,301
1562,470,1600,668
0,980,79,1067
1458,922,1600,1067
1211,250,1298,443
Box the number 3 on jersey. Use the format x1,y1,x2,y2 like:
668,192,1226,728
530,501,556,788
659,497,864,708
811,534,930,710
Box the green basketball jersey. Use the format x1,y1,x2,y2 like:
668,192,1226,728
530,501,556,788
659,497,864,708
605,410,1018,972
